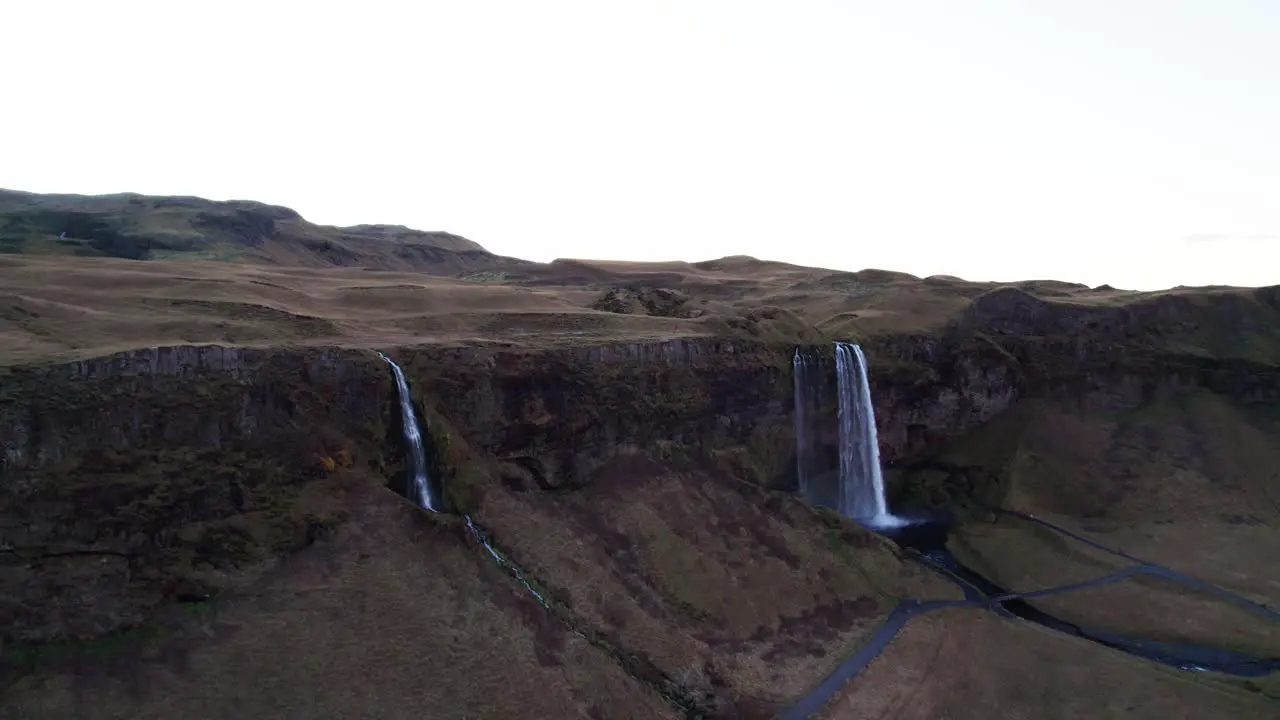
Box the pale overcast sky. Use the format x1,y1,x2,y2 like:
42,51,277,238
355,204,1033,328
4,0,1278,290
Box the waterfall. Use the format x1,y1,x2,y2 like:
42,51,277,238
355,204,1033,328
377,352,438,512
792,349,819,503
834,342,902,528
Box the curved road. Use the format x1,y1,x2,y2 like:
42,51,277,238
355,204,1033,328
777,598,969,720
779,513,1280,719
995,508,1280,622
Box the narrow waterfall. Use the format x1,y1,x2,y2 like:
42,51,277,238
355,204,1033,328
377,352,438,512
834,342,902,528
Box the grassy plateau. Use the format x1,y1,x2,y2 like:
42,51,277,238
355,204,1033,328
1,190,1278,719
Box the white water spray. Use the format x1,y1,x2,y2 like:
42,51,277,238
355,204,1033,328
377,352,438,512
834,342,903,528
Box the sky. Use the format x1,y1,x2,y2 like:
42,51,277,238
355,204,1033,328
4,0,1278,290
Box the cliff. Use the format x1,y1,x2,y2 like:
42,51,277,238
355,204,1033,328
0,346,395,644
4,311,1277,648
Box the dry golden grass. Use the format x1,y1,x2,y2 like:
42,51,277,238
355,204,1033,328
0,255,669,364
7,252,1275,367
816,608,1279,720
0,254,823,365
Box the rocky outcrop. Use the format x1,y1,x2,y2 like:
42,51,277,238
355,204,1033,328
1,345,386,475
394,339,794,496
6,330,1272,513
590,286,698,318
857,334,1021,462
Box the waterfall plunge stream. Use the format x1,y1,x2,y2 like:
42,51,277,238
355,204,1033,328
378,352,438,512
376,354,551,609
794,343,903,528
834,342,902,527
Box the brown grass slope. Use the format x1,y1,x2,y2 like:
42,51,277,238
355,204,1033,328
459,454,956,716
816,608,1279,720
2,188,1278,367
2,253,1277,369
2,478,682,720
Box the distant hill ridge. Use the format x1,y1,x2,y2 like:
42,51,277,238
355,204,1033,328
0,189,523,274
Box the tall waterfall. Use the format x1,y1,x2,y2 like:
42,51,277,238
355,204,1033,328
378,352,438,512
834,342,900,527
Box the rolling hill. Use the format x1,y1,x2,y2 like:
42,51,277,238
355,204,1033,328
1,189,1278,719
0,189,526,274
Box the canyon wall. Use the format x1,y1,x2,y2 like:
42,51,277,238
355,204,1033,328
0,347,393,643
2,323,1278,644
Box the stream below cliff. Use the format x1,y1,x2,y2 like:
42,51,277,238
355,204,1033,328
781,515,1280,718
884,517,1280,676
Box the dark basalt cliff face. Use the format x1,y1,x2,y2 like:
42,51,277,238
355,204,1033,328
0,347,393,643
2,306,1278,646
397,340,795,500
